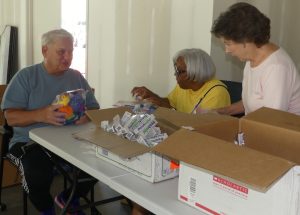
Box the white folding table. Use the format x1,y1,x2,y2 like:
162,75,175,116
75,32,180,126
29,123,203,215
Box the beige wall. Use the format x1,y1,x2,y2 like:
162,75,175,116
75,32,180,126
32,0,61,63
0,0,20,66
0,0,34,68
87,0,214,107
280,1,300,70
1,0,300,107
0,0,60,67
1,0,213,108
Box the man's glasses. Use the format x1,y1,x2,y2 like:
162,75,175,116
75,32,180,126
174,64,187,76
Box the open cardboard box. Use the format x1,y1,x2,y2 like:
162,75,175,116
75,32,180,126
154,107,300,215
73,107,235,182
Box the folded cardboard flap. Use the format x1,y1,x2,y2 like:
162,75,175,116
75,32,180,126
86,107,131,125
156,117,180,135
155,107,300,191
154,128,295,192
195,118,239,142
155,107,239,142
241,108,300,164
243,107,300,132
154,107,236,128
73,127,149,158
79,107,185,159
82,106,300,190
193,107,300,165
81,107,236,159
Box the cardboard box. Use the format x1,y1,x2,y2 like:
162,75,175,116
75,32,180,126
74,107,234,182
154,107,300,215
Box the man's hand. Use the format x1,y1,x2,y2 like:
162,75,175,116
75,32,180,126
39,104,66,125
5,104,66,127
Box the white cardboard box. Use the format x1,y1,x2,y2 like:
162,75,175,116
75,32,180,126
154,107,300,215
179,162,300,215
75,107,234,183
95,147,178,182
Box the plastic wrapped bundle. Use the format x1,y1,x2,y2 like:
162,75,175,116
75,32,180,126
53,89,87,125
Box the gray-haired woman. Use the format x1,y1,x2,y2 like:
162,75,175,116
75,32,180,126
131,48,230,114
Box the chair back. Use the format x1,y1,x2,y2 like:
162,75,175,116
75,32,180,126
0,85,10,155
221,80,242,104
1,122,13,155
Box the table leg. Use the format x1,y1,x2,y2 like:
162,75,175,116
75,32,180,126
60,166,78,215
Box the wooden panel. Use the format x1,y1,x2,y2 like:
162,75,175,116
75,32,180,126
2,160,21,188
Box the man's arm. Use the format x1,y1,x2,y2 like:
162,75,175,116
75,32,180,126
4,104,66,127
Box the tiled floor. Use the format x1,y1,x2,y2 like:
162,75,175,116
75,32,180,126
1,175,131,215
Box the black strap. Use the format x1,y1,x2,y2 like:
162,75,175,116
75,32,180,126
201,84,227,101
191,84,228,113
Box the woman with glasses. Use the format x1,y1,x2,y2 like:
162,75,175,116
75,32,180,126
131,48,230,114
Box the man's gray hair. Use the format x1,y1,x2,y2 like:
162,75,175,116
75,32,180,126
41,29,73,46
173,48,216,83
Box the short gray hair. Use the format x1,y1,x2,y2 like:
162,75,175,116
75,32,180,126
41,29,73,46
173,48,216,83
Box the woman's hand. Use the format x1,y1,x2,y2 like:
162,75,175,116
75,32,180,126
131,86,157,100
144,97,171,108
131,86,172,108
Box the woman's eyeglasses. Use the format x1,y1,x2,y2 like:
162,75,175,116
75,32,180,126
174,64,187,76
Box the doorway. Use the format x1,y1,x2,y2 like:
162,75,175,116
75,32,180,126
61,0,87,77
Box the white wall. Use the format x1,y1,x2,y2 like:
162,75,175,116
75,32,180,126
279,1,300,70
0,0,61,67
0,0,20,36
1,0,300,107
87,0,214,108
32,0,61,63
0,0,20,67
211,0,244,82
0,0,33,68
1,0,213,108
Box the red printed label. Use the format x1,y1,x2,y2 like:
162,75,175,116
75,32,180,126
195,202,221,215
213,175,248,194
180,195,188,201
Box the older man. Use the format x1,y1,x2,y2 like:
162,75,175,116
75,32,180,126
1,29,99,215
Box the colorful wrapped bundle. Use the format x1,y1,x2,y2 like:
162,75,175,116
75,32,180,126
53,89,87,125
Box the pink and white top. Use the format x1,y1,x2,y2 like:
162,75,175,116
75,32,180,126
242,48,300,115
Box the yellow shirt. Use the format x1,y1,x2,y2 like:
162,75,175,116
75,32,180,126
167,79,231,113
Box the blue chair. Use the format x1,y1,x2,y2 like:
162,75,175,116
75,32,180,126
221,80,244,117
221,80,242,104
